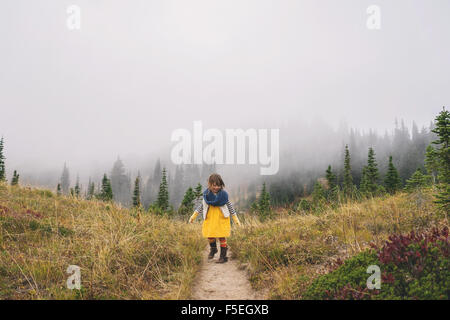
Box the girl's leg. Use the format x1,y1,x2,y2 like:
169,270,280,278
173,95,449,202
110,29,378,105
216,238,228,263
218,237,227,248
207,237,218,259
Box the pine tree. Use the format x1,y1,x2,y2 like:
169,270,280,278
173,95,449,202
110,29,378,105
0,137,6,182
343,144,354,199
312,181,326,211
194,183,202,199
178,187,195,215
143,159,162,207
361,147,379,196
11,170,19,186
11,171,16,185
57,183,62,196
110,157,131,206
325,165,337,190
325,165,339,202
74,175,81,198
132,174,142,208
156,167,169,212
384,156,402,194
258,182,271,220
193,182,203,207
87,178,95,200
99,174,113,201
431,107,450,211
405,168,431,192
424,145,439,184
60,163,70,195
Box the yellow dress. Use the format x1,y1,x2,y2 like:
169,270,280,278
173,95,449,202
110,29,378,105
202,205,231,238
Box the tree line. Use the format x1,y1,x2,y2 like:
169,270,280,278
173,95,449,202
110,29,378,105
54,158,217,216
1,108,448,218
302,107,449,213
250,112,445,208
247,107,449,219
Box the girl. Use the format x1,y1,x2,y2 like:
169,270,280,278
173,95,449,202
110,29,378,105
189,173,241,263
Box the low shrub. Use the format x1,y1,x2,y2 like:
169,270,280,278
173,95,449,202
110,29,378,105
303,226,449,299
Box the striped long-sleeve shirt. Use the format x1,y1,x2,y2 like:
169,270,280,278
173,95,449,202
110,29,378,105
194,200,237,216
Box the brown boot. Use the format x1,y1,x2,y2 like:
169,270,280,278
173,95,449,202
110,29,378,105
208,242,218,259
216,246,228,263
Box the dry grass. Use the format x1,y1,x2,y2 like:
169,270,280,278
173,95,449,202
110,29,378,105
0,182,204,299
229,190,447,299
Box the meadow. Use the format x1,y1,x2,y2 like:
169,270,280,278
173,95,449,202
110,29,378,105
229,189,448,299
0,182,204,299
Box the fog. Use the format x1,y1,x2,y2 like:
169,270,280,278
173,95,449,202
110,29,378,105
1,0,449,199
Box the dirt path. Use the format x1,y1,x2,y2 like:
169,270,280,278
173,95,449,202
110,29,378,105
191,246,266,300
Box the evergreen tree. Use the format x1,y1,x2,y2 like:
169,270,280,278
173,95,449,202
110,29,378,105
74,175,81,197
87,178,95,200
193,182,203,207
60,163,70,195
194,183,203,199
258,182,271,220
142,158,162,209
384,156,402,194
0,137,5,182
361,147,379,196
153,159,162,184
132,174,142,208
312,181,326,211
178,187,195,216
11,170,19,186
431,107,450,211
424,145,439,184
110,157,131,206
99,173,113,201
57,183,62,196
11,170,16,185
343,144,354,199
325,165,337,190
325,165,339,202
156,168,169,212
405,168,431,192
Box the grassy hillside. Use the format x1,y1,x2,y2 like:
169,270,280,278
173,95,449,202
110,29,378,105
229,189,448,299
1,181,447,300
0,182,204,299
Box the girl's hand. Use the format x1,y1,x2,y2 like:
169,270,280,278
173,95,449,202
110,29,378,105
189,211,199,223
232,215,241,226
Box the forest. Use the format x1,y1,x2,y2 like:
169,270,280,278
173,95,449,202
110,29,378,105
2,111,440,217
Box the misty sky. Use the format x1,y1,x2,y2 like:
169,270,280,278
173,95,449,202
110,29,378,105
1,0,449,184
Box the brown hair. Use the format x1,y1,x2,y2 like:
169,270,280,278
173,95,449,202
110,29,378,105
208,173,225,189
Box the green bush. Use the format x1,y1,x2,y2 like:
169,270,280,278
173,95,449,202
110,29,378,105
302,250,378,299
303,226,449,300
297,199,312,212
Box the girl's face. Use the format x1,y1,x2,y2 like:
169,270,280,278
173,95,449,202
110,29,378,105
209,183,222,194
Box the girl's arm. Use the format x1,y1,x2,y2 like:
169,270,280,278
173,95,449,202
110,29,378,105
188,211,198,223
189,202,203,223
226,201,241,226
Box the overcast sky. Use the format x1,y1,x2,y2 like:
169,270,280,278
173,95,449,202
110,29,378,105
1,0,449,183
